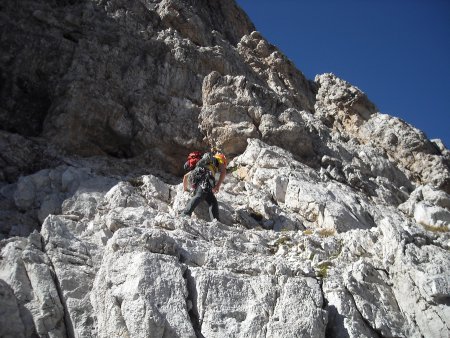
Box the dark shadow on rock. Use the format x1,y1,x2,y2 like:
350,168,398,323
325,304,350,338
183,268,206,338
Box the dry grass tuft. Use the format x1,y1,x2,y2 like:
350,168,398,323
422,224,449,233
317,228,336,238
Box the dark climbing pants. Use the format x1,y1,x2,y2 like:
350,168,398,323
183,187,219,221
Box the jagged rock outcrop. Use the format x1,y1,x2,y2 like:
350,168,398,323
1,0,449,337
2,139,449,337
1,0,257,173
315,74,450,193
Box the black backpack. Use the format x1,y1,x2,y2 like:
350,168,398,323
190,153,218,191
195,153,219,172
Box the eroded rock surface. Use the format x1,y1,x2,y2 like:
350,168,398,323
1,139,449,337
1,0,449,337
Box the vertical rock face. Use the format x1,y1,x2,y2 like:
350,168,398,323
1,0,449,337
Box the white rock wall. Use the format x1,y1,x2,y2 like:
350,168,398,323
1,139,448,337
1,0,449,337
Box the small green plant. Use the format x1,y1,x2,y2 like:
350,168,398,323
422,224,449,233
316,261,333,278
274,236,290,246
317,228,335,238
303,229,313,235
227,164,240,173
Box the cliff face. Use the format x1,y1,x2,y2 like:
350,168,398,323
1,1,449,337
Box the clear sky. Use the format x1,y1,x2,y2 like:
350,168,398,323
235,0,450,148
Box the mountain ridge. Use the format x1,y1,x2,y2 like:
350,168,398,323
0,0,449,337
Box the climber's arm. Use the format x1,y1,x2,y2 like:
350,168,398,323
183,173,189,192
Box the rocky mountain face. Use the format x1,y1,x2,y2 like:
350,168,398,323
1,0,449,337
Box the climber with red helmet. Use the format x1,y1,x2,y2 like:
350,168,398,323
182,150,227,221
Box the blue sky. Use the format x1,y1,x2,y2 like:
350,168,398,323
235,0,450,148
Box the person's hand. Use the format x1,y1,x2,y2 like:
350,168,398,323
212,184,220,194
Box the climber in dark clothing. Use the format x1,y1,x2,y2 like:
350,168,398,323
183,183,220,220
182,152,227,221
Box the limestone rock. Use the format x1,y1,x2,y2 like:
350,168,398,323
359,114,450,192
39,214,105,338
1,139,449,338
233,139,376,232
0,279,26,338
391,244,450,338
237,31,316,111
0,0,256,172
155,0,255,46
315,74,450,193
343,261,415,337
200,72,317,161
399,184,450,230
1,165,117,238
414,202,450,229
91,228,195,338
315,73,377,132
1,0,450,337
199,71,273,156
0,131,59,183
0,233,66,337
259,109,316,160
